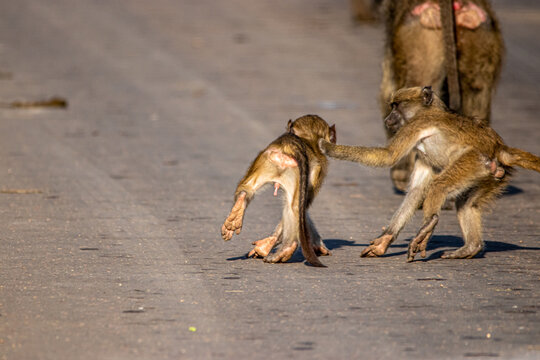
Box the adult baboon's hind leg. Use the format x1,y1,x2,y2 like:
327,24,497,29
407,150,492,261
442,178,506,259
442,200,484,259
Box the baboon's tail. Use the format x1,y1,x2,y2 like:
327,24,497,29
440,0,461,112
499,146,540,173
292,139,326,268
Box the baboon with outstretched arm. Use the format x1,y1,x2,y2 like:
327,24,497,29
320,87,539,261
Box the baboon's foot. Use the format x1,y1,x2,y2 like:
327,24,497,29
264,243,298,264
221,192,247,241
314,242,332,256
407,215,438,262
361,233,394,257
247,236,278,258
441,244,484,259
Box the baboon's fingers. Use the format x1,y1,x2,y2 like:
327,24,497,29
406,245,417,262
221,217,241,240
419,234,431,258
223,222,233,231
407,215,438,260
407,240,421,262
229,218,242,231
407,229,432,261
221,227,233,241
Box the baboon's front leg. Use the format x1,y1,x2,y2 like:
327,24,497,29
407,214,439,262
362,162,433,257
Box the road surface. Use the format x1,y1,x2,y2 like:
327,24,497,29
0,0,538,359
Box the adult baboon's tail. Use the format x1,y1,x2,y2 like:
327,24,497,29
440,0,461,112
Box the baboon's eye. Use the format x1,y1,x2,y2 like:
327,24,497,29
390,102,398,109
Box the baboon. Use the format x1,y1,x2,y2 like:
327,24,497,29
320,87,540,261
221,115,336,267
380,0,504,191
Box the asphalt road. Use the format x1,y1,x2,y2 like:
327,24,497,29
0,1,538,359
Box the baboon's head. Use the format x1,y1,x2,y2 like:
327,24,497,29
384,86,446,133
287,115,336,145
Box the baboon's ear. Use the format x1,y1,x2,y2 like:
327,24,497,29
287,119,293,133
422,86,433,106
329,124,337,144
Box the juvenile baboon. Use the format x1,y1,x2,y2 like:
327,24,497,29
381,0,504,191
222,115,336,267
320,87,540,261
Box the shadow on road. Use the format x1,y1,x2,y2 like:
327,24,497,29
225,235,540,263
324,239,364,250
226,239,362,263
395,184,523,197
503,185,524,196
404,235,540,262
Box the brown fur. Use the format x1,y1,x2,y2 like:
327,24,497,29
222,115,336,267
380,0,504,191
320,87,540,261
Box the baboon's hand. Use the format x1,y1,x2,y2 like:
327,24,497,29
407,215,438,262
407,236,430,262
360,233,393,257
